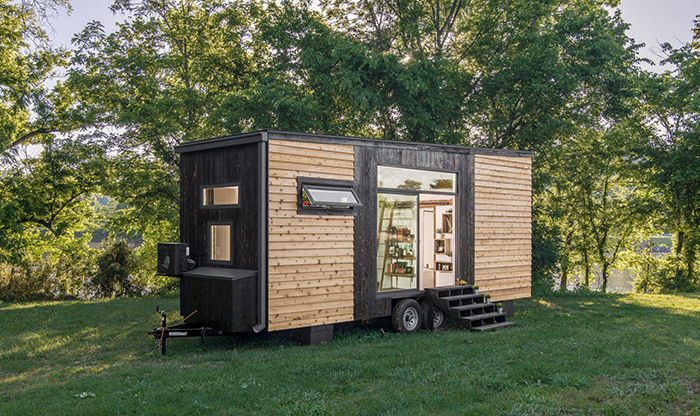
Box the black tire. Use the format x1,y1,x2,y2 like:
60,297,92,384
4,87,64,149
420,300,446,329
391,299,423,334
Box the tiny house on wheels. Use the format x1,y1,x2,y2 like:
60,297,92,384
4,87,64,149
154,130,532,349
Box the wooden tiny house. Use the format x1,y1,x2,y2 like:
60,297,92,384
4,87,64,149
158,130,532,343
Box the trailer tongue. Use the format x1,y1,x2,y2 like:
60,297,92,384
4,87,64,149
148,310,225,355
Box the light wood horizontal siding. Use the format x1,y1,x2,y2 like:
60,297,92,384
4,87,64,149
268,140,355,331
474,154,532,302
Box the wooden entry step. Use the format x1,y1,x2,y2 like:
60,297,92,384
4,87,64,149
471,321,517,332
425,285,517,331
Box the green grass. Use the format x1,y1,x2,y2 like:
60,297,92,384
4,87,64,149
2,292,700,415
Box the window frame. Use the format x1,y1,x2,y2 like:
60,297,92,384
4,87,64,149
374,164,461,298
297,177,361,216
200,182,241,209
206,221,234,266
377,165,458,194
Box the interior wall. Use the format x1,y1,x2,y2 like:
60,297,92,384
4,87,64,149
419,208,434,289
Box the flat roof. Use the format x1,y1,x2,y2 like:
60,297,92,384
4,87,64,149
175,129,533,157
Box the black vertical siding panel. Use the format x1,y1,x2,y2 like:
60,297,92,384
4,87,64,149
354,147,392,319
353,146,365,320
179,143,259,331
465,154,475,284
180,144,259,270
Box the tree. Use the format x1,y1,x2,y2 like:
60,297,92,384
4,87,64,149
67,0,259,237
635,29,700,288
0,0,75,153
0,137,105,264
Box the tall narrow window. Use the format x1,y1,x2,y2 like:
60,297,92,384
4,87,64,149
203,185,239,207
210,224,231,262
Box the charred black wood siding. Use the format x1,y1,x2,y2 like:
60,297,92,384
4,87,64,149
180,143,259,270
179,143,260,330
353,145,473,320
180,275,257,331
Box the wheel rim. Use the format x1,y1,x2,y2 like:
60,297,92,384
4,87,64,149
403,307,418,331
433,308,444,327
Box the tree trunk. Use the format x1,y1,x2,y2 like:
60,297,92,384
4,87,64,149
560,231,573,292
601,263,608,293
676,230,685,279
560,267,568,292
583,250,590,287
676,231,684,256
686,243,695,283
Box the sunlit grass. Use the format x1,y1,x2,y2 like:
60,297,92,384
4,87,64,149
1,292,700,415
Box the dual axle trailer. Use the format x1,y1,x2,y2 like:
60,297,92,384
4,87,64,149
153,130,532,351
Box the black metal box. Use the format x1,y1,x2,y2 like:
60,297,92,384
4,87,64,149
180,268,258,332
157,242,190,276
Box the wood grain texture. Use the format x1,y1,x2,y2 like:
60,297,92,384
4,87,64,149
474,154,532,302
268,140,355,331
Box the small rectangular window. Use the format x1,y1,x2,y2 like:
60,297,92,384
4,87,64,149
203,185,239,207
378,166,457,193
302,185,361,207
297,177,361,215
210,224,231,262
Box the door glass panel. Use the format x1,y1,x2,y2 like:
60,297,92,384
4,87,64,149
377,193,418,291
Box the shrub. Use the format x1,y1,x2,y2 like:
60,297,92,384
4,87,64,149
0,252,96,302
93,240,140,297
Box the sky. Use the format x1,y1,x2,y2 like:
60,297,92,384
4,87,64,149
47,0,699,70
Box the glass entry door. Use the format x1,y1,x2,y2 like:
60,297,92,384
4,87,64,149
377,193,419,292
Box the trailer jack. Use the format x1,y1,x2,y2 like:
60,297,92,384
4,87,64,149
148,311,224,355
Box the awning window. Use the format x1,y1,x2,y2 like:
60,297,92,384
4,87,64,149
301,185,362,207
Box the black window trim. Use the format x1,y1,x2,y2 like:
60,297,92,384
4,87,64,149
200,182,241,209
297,177,361,216
206,221,234,266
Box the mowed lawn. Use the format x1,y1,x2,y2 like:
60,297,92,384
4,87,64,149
1,292,700,415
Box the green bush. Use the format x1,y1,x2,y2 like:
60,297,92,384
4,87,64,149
93,240,140,297
0,252,96,302
626,252,700,294
0,239,177,301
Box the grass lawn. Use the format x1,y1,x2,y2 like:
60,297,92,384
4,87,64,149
1,292,700,415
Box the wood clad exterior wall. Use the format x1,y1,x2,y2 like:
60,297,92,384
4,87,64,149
179,143,260,331
180,144,260,271
473,155,532,302
267,140,355,331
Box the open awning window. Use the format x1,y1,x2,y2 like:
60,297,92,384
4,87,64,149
302,185,362,207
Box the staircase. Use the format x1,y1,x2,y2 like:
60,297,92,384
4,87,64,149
425,285,517,331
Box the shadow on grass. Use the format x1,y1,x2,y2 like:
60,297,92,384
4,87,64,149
2,291,700,359
2,291,700,415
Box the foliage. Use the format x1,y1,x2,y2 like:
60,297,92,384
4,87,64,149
0,0,75,153
530,204,560,294
0,137,105,264
634,36,700,287
93,240,139,297
0,246,95,302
